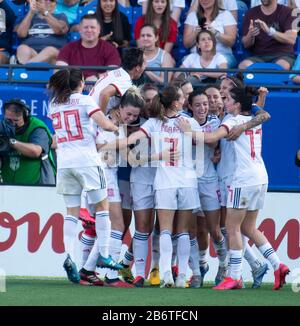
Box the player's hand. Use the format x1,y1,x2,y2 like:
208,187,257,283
176,117,192,133
159,148,180,163
258,86,269,95
211,148,221,164
227,125,244,141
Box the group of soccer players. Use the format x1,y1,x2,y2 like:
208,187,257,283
47,48,289,290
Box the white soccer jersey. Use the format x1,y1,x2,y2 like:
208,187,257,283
49,93,101,169
195,115,220,183
89,68,133,113
217,113,235,180
140,115,200,190
221,115,268,187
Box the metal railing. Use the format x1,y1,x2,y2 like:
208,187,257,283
1,64,300,90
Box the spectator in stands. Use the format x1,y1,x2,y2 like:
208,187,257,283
138,24,174,84
251,0,300,9
0,0,16,64
96,0,131,51
190,0,238,21
239,0,297,70
56,14,121,82
15,0,69,64
54,0,80,25
138,0,186,23
134,0,178,53
183,0,237,67
177,29,227,85
1,99,56,185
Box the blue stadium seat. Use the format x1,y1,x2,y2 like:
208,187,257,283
6,1,25,23
118,4,133,25
68,31,80,42
243,63,290,86
0,67,9,81
295,36,300,55
77,0,97,19
132,6,142,27
12,63,53,83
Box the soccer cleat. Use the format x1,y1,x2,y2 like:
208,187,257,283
63,254,80,284
96,254,124,270
273,263,290,290
175,273,186,288
171,265,179,281
213,277,243,290
149,268,160,286
200,264,209,286
215,265,228,286
252,263,269,289
104,277,134,288
189,275,202,288
79,268,104,286
160,271,175,288
118,262,134,283
133,276,145,288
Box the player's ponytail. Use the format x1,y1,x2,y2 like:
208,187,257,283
48,68,83,104
149,86,180,121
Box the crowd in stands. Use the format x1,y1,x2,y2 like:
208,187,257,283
1,0,300,83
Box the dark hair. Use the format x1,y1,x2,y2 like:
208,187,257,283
96,0,124,45
145,0,171,43
196,29,217,56
150,85,180,121
122,48,144,71
229,87,253,112
221,72,245,89
4,99,31,122
188,89,208,107
80,13,100,24
48,68,83,104
120,87,145,110
140,82,159,97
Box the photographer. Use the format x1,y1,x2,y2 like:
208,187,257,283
0,99,56,185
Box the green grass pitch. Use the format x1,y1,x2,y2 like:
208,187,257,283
1,278,300,306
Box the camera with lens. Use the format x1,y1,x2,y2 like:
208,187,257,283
0,119,15,155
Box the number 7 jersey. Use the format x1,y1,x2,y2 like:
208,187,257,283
49,93,102,169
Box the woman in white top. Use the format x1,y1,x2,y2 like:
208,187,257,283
183,0,237,67
179,29,227,84
139,24,175,84
96,87,144,287
101,85,201,288
178,87,289,291
48,68,121,285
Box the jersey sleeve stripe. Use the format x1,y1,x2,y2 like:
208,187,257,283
139,127,150,138
110,83,122,96
88,108,102,117
220,124,230,133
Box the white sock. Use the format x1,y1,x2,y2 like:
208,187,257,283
80,232,96,267
151,229,160,269
106,230,123,280
171,234,178,266
199,249,208,268
177,233,190,276
159,230,172,275
258,242,280,270
95,210,111,258
122,249,134,266
63,215,78,261
229,249,243,280
83,241,99,272
133,231,149,278
189,237,201,276
213,236,227,267
242,236,261,271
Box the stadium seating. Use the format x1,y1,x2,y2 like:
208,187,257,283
119,4,133,25
0,67,9,81
77,0,97,19
11,63,53,84
243,63,290,86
